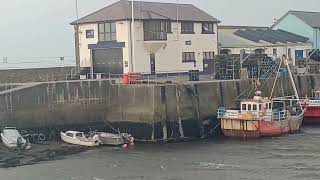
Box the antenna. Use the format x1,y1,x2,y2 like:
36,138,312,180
176,0,179,40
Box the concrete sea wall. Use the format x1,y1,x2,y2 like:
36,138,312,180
0,67,74,83
0,75,319,140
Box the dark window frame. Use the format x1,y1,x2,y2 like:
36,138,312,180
181,22,194,34
98,22,117,42
242,104,247,110
144,20,168,41
253,104,257,111
166,21,172,33
86,29,94,38
203,52,215,60
273,48,277,55
182,52,196,63
202,22,215,34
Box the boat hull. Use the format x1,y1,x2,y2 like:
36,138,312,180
98,133,125,146
221,118,290,138
289,113,303,132
60,132,99,147
1,133,18,149
303,106,320,124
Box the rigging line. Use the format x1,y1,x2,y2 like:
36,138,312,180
258,60,282,91
269,57,283,99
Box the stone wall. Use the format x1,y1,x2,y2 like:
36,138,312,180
0,66,74,83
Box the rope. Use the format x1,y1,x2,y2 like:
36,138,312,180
103,120,119,134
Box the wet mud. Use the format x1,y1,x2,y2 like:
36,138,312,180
0,142,88,168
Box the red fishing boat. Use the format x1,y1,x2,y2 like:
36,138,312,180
217,58,304,139
217,91,303,138
301,90,320,124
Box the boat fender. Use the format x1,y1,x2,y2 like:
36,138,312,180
20,130,28,136
39,133,46,141
122,144,128,148
32,134,39,141
130,137,135,143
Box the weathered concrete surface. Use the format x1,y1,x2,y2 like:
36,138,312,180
0,75,318,140
0,66,74,83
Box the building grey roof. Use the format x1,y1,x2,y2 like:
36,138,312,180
218,25,269,30
219,26,310,47
234,29,309,44
71,0,220,25
271,10,320,28
290,11,320,27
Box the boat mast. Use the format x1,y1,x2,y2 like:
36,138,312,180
284,59,300,100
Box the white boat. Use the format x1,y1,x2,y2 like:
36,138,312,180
1,127,31,150
96,132,134,146
60,131,99,147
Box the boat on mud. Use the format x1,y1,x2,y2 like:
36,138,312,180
218,92,303,138
95,132,134,146
60,131,100,147
1,127,31,150
301,89,320,124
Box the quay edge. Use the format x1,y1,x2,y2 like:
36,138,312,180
0,75,319,141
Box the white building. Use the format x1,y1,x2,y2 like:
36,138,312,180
218,26,313,66
71,0,220,75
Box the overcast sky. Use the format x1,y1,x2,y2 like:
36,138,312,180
0,0,319,67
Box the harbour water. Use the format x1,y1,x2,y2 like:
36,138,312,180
1,127,320,180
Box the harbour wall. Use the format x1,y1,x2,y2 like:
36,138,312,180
0,75,318,140
0,66,74,83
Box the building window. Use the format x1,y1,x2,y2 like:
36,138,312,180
202,22,214,34
166,21,172,33
182,52,195,62
203,52,215,60
273,48,277,55
220,49,231,55
255,48,265,54
98,22,116,42
253,104,257,111
86,30,94,38
144,20,167,41
248,104,252,111
181,22,194,34
288,48,292,58
242,104,247,110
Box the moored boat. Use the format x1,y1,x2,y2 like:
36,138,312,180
95,132,134,146
60,131,100,147
218,57,304,139
1,127,31,150
218,91,293,138
301,89,320,124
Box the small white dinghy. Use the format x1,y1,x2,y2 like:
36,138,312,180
96,132,134,146
1,127,31,150
60,131,99,147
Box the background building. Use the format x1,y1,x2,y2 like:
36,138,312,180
271,10,320,49
218,26,312,66
71,0,220,75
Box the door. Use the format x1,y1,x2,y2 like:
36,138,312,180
92,48,123,74
203,60,214,74
150,53,156,75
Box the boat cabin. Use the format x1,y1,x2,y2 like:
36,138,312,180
65,131,86,139
312,90,320,100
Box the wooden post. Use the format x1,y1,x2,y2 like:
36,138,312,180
176,86,184,138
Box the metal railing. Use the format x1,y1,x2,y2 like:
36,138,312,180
272,110,286,121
